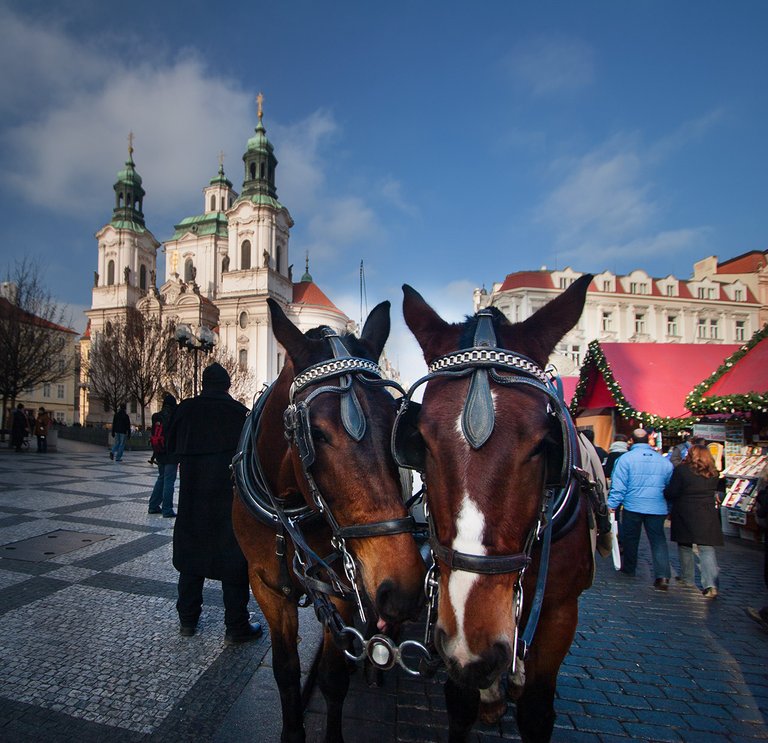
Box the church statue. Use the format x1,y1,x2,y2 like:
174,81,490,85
191,265,197,281
150,269,156,286
93,271,99,287
124,266,131,283
288,264,293,281
222,254,230,272
263,250,270,268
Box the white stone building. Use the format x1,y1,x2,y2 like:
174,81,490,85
82,103,351,424
473,263,763,377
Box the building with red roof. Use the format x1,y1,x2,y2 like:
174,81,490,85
474,262,761,378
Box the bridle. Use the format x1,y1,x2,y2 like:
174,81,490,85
392,310,591,669
233,327,431,675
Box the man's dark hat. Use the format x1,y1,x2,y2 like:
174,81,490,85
202,362,231,391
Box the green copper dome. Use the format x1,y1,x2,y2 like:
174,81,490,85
246,120,274,154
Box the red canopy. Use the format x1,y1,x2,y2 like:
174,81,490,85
705,336,768,397
574,343,740,420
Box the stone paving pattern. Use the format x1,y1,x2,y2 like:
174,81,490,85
0,440,767,741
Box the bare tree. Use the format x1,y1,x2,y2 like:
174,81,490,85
124,307,176,428
0,258,74,429
85,320,131,418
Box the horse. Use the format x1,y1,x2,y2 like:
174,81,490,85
232,298,427,743
394,274,608,742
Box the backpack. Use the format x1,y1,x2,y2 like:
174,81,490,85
150,417,166,454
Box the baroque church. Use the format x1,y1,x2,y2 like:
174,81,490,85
82,98,351,424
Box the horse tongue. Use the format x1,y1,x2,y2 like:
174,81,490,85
377,618,388,632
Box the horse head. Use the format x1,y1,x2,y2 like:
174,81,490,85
400,275,591,689
264,298,426,630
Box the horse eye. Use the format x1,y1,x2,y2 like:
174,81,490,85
310,427,328,443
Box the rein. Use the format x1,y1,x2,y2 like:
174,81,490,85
393,311,590,669
233,327,430,676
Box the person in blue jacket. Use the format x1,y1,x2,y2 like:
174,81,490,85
608,428,674,590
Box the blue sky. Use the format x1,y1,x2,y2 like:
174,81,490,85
1,0,766,383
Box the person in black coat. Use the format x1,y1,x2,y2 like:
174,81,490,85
109,403,131,461
664,444,724,597
11,403,28,452
166,363,262,643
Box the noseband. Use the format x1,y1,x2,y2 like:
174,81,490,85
393,311,587,666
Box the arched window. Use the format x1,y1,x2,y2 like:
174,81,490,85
210,195,216,212
118,192,124,208
239,311,248,329
139,265,147,290
239,349,248,371
184,258,194,282
260,162,265,178
249,163,256,180
275,244,282,274
241,240,251,270
107,260,115,285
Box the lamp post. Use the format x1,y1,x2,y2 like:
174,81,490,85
175,323,216,396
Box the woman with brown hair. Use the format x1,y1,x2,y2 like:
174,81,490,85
664,444,724,597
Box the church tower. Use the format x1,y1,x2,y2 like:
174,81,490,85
88,135,160,320
215,94,295,387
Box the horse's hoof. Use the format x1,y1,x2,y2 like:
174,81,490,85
478,698,507,725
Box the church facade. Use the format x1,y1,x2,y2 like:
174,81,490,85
82,103,350,425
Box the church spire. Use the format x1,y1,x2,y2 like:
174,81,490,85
112,132,146,228
240,92,278,201
300,251,313,283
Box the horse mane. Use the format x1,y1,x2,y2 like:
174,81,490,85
303,325,373,361
458,307,512,349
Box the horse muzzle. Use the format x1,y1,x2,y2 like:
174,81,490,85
434,626,513,690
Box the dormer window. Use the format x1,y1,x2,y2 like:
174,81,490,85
665,284,675,296
602,280,611,292
629,282,647,294
734,289,743,301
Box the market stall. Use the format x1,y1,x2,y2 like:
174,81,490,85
570,341,740,451
686,325,768,540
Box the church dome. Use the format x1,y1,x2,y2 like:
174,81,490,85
246,120,274,155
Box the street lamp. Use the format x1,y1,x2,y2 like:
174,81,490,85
175,323,216,396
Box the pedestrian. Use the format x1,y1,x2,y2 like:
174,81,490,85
109,403,131,461
664,444,724,597
580,429,608,468
147,394,178,518
607,428,674,590
166,363,262,644
11,403,28,452
746,468,768,630
603,433,629,480
669,430,693,466
33,407,51,453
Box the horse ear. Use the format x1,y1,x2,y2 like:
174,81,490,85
517,274,593,366
359,300,390,361
402,284,457,364
267,298,307,364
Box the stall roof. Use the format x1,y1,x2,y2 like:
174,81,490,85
571,341,739,428
687,325,768,414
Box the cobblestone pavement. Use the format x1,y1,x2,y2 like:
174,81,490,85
0,440,321,743
1,441,767,742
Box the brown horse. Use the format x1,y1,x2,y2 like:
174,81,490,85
232,298,426,743
396,275,605,742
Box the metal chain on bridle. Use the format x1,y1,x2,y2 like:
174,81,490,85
234,327,433,676
393,311,594,672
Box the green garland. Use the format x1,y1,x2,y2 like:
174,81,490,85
685,323,768,415
570,340,695,432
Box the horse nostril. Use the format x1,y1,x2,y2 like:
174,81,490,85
375,579,396,619
492,640,513,670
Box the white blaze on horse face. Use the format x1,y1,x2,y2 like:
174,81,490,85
444,492,486,666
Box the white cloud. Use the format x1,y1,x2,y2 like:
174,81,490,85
505,34,595,97
305,197,381,261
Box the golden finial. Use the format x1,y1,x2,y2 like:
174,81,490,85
256,92,264,121
127,131,135,157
